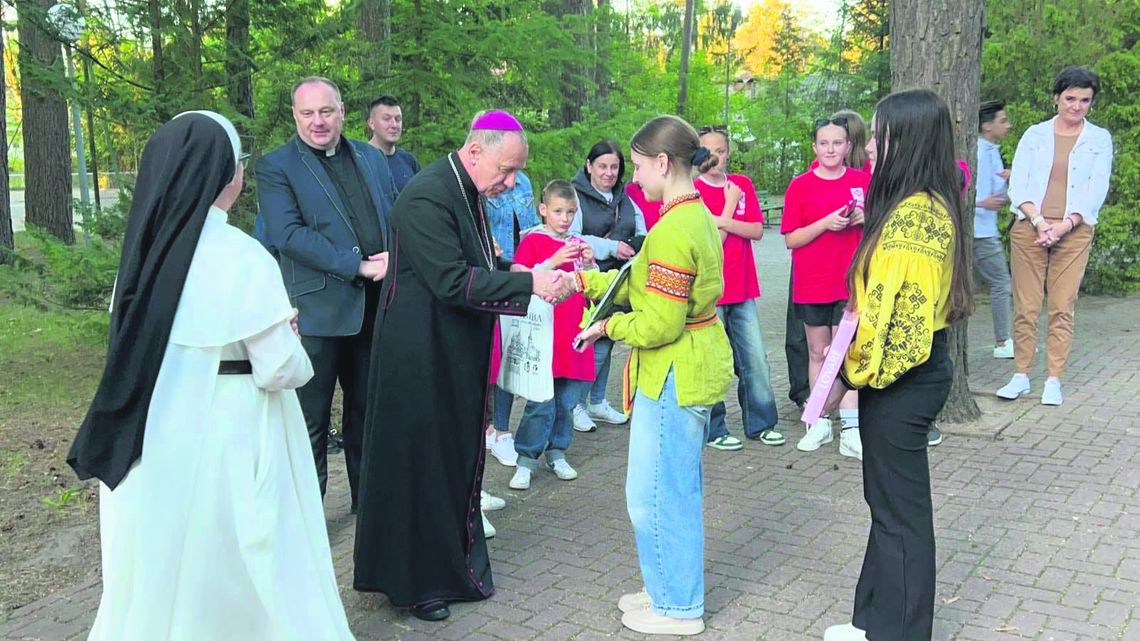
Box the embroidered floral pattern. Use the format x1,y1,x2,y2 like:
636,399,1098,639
646,261,696,302
881,199,953,260
853,280,932,387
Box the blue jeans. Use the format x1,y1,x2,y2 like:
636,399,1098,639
627,370,711,619
707,301,779,441
492,384,514,433
587,337,614,405
514,379,591,468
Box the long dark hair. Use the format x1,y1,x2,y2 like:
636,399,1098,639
848,89,974,323
584,139,625,186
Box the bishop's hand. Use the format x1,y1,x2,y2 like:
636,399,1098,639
532,270,568,303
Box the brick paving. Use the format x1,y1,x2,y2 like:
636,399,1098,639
2,233,1138,641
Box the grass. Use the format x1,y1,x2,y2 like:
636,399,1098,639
0,304,107,412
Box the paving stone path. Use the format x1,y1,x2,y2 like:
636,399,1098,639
3,233,1137,641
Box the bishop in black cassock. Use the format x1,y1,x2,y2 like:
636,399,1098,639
353,111,558,622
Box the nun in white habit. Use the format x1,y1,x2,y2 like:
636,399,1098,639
70,111,357,640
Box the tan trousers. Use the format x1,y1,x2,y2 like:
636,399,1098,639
1009,218,1094,377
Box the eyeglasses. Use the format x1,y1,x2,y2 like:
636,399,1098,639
697,124,728,135
239,152,251,168
813,116,849,129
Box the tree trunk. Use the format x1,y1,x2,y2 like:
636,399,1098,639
225,0,254,122
677,0,695,116
890,0,985,423
148,0,169,121
0,27,13,263
17,0,75,244
359,0,391,86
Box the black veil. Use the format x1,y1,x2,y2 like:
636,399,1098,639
68,112,239,489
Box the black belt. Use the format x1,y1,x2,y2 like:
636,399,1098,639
218,360,253,375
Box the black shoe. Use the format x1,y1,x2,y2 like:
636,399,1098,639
328,430,344,453
411,600,450,621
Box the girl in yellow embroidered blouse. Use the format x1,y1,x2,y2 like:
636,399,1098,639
821,89,974,641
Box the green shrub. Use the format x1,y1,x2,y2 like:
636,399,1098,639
0,229,120,311
1085,203,1140,295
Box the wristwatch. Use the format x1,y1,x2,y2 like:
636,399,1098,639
1030,215,1045,228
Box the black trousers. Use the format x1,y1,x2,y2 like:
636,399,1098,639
853,330,952,641
784,271,810,405
297,284,379,508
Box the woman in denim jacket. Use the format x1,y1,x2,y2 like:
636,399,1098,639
997,66,1113,407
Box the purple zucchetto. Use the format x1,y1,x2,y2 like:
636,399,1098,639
470,110,524,132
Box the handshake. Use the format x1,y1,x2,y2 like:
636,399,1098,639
531,270,580,304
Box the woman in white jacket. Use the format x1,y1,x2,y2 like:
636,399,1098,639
997,66,1113,406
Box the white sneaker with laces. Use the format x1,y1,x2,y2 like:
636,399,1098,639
1041,377,1064,406
839,427,862,461
996,373,1031,399
572,405,598,432
823,622,868,641
797,418,833,452
588,399,628,425
509,466,532,490
485,427,518,467
480,490,506,512
548,459,579,480
993,339,1014,359
481,510,496,539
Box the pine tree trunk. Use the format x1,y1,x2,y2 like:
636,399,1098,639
225,0,254,122
17,0,75,244
677,0,695,116
890,0,985,423
149,0,169,121
0,28,13,263
359,0,391,86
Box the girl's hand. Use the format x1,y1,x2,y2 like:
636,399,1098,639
849,207,865,226
823,206,852,232
573,321,607,352
723,182,743,214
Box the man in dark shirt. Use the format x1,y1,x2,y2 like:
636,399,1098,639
367,95,421,195
257,76,395,510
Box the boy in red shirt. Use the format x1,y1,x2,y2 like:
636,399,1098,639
507,180,597,490
781,117,869,460
694,127,782,450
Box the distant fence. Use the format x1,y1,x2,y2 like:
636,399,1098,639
8,173,137,191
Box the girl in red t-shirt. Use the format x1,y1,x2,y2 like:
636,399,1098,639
506,180,597,491
781,118,869,460
693,127,782,450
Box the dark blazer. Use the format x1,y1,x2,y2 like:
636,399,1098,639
256,136,395,337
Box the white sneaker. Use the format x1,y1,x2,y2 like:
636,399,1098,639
481,510,496,539
996,373,1031,399
824,622,868,641
509,466,532,490
485,427,518,467
548,459,579,480
839,427,862,461
621,608,705,636
1041,377,1063,406
797,418,833,452
480,490,506,512
572,405,598,432
588,399,629,425
618,589,651,613
993,339,1014,359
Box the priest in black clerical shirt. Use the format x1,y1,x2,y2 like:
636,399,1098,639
257,76,396,511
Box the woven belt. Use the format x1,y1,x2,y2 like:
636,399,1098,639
685,313,718,329
218,360,253,375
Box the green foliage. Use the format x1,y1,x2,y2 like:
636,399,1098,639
0,229,119,312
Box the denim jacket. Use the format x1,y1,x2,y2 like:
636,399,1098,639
485,171,539,261
1008,117,1113,225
